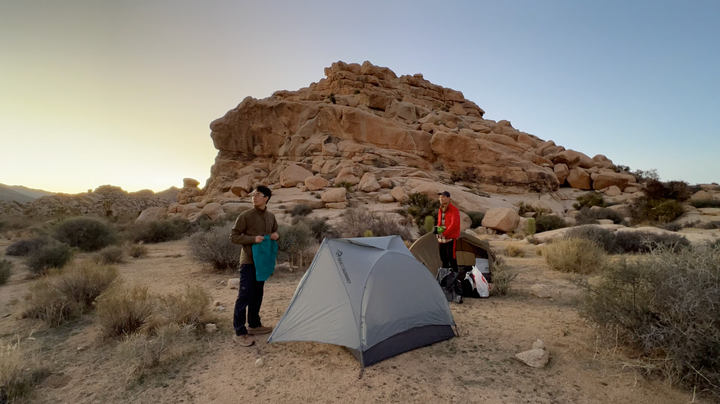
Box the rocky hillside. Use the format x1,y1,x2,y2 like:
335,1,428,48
204,61,636,201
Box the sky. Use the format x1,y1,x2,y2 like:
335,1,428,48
1,0,718,194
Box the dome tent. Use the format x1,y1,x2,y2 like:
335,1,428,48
267,236,456,367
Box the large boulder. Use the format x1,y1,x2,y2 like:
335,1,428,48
567,168,592,190
481,208,520,233
390,186,409,203
553,150,594,169
231,175,254,196
280,164,314,187
321,188,347,203
554,164,569,184
135,207,167,223
590,171,636,191
202,203,225,221
305,176,329,191
358,173,381,192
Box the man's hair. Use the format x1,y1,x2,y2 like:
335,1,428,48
254,185,272,201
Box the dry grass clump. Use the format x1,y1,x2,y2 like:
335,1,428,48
125,242,148,258
0,343,51,402
91,245,125,264
544,238,607,274
581,246,720,396
97,285,155,338
23,262,118,326
504,244,525,257
490,259,517,296
118,324,196,379
334,208,411,240
187,223,241,272
0,259,12,286
97,284,214,339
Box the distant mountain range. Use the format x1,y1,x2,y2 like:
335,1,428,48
0,183,54,204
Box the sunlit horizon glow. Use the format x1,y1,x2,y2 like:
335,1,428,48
2,1,719,195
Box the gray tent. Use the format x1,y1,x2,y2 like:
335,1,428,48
267,236,456,367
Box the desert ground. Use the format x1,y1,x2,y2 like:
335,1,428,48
0,237,713,404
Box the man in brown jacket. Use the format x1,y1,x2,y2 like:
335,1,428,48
230,185,279,347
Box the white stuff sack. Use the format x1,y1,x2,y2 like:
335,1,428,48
471,265,490,298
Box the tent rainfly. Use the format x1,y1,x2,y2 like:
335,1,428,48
267,236,456,367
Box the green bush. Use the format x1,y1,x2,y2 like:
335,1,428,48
580,247,720,393
278,221,314,268
629,197,685,224
566,226,619,254
5,237,49,257
615,231,690,254
290,204,313,217
466,211,485,229
187,223,241,271
689,199,720,208
0,259,13,285
25,241,73,275
424,216,435,234
404,193,440,228
573,192,606,210
544,238,607,274
535,215,567,233
22,262,118,326
132,218,192,243
53,217,117,252
643,179,692,202
525,217,536,236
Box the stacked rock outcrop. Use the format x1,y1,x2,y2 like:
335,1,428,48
204,61,631,200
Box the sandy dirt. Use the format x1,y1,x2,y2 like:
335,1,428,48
0,238,713,404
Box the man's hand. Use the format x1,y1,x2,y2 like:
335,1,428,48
270,232,279,241
254,235,265,243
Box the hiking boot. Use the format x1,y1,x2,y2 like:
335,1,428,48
248,325,273,335
232,334,255,347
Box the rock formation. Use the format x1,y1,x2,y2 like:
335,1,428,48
204,61,633,202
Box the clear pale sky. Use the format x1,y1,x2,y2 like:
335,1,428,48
1,1,718,194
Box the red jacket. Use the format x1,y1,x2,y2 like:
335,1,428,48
437,203,461,240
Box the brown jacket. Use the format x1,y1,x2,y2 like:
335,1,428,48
230,207,278,265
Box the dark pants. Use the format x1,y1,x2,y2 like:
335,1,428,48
439,240,466,294
233,264,265,336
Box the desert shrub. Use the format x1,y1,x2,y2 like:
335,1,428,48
293,216,339,243
334,208,411,240
544,238,607,274
278,221,314,267
363,230,374,237
615,231,690,254
566,226,619,254
689,199,720,208
5,237,49,257
505,244,525,257
573,192,606,210
575,207,623,226
97,285,156,338
119,324,194,379
53,217,117,252
25,240,73,275
404,193,440,228
629,197,685,224
574,207,599,225
0,215,33,232
290,203,313,217
0,259,12,285
490,260,517,296
450,167,480,183
580,247,720,394
525,217,536,236
334,181,354,191
644,179,692,202
92,245,124,264
131,218,192,243
0,344,51,402
158,285,212,327
534,215,567,233
663,222,682,232
187,223,241,272
466,211,485,228
23,262,118,326
125,242,148,258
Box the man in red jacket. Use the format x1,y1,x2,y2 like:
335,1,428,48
436,191,464,302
